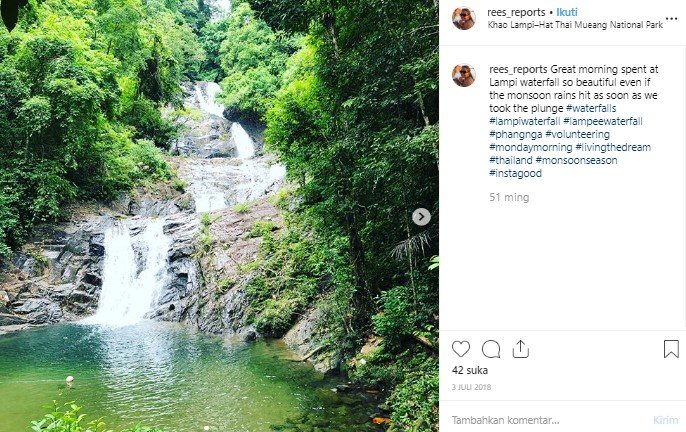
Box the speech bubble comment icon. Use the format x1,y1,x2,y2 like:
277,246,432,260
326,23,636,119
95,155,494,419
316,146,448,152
482,340,501,358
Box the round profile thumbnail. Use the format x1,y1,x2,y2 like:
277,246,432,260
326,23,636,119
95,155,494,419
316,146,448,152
452,65,475,87
453,8,475,30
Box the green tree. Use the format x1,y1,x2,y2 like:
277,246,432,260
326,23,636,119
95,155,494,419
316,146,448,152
257,0,439,429
0,0,204,254
217,2,295,121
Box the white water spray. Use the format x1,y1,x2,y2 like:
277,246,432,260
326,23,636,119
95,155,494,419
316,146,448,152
85,220,170,326
195,82,225,118
230,123,255,159
194,191,227,213
193,82,255,160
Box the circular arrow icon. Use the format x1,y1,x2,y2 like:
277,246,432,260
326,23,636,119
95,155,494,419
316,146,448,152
412,208,431,226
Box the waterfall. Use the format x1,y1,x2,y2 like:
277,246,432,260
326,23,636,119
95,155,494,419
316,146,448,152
195,82,255,159
85,220,170,327
195,82,225,118
195,191,227,213
183,81,287,213
193,82,255,160
230,123,255,159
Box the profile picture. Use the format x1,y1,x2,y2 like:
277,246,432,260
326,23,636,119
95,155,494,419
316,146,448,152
452,65,475,87
452,8,475,30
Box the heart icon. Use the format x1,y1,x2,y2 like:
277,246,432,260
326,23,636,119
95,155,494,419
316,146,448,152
452,340,470,357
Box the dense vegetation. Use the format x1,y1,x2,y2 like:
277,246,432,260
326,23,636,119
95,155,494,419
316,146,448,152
4,0,438,429
214,2,297,121
0,0,207,255
230,1,440,429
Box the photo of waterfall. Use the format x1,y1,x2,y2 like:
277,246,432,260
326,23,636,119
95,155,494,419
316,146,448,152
0,0,438,429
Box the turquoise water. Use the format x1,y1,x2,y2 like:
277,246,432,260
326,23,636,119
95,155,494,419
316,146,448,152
0,322,380,432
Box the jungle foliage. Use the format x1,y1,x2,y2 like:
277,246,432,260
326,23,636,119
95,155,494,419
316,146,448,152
243,0,440,428
0,0,206,255
214,1,297,121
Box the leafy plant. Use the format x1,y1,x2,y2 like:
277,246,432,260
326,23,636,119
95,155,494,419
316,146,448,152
387,358,438,431
216,277,235,295
30,402,105,432
172,178,187,193
200,212,213,227
233,202,251,214
248,220,276,238
30,401,165,432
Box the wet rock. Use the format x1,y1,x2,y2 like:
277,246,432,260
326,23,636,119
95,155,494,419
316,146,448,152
158,286,180,305
146,212,203,323
162,199,282,337
0,206,113,325
13,298,62,324
14,298,50,314
20,257,45,278
283,302,341,374
238,326,257,342
51,284,74,299
0,290,9,305
171,82,238,160
68,290,96,303
0,313,27,326
66,301,95,316
82,272,102,287
89,234,106,257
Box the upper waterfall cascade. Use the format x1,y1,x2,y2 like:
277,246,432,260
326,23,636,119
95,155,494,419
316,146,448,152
195,82,226,118
186,82,285,213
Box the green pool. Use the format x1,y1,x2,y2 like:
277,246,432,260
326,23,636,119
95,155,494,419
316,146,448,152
0,322,380,431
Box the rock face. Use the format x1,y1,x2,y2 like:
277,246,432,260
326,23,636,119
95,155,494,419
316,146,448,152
170,82,265,159
145,81,287,339
283,303,342,373
0,207,110,326
161,198,341,374
0,184,196,328
111,183,197,218
148,212,201,322
172,199,281,341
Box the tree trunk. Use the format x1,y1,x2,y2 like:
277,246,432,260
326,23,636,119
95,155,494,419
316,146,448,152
323,12,340,57
417,91,430,127
347,214,366,290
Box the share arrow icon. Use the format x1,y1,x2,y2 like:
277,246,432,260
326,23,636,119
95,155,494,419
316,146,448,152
513,340,530,358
